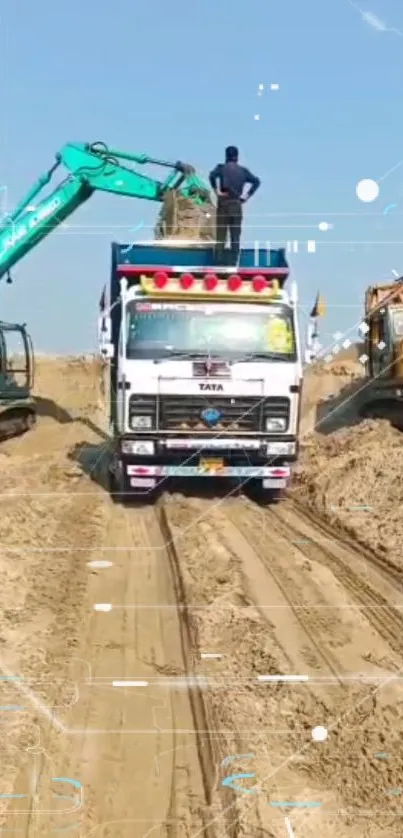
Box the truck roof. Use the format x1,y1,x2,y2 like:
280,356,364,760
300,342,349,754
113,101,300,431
112,241,289,286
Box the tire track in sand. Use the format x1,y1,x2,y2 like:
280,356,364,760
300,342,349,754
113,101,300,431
161,493,403,838
236,496,403,659
7,494,222,838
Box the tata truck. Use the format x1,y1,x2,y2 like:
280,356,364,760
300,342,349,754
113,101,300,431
99,241,303,502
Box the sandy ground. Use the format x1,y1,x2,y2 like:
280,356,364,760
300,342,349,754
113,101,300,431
0,354,402,836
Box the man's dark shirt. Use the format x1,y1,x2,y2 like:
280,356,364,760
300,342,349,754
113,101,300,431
209,162,260,200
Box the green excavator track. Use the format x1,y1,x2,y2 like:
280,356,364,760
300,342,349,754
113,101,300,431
0,398,36,440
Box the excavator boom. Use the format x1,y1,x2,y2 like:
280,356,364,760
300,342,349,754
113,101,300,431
0,141,211,281
0,178,92,278
0,140,212,444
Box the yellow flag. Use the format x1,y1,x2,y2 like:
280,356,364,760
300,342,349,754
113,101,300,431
310,292,325,318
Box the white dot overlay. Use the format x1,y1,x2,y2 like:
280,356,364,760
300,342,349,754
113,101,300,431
356,178,379,203
311,725,328,742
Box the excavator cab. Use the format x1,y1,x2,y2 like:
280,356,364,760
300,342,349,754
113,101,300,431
0,321,36,440
358,282,403,429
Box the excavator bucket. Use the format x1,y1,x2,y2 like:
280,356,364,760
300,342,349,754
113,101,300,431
358,382,403,430
154,189,216,240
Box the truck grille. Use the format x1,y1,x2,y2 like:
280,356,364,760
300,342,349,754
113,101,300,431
159,396,290,432
128,394,290,433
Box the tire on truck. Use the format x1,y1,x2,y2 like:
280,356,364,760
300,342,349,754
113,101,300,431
248,479,284,504
107,460,158,505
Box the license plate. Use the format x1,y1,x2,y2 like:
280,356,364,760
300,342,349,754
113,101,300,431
130,478,156,488
200,458,224,469
263,478,287,489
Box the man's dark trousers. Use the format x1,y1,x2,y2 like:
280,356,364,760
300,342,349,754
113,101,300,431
215,197,242,266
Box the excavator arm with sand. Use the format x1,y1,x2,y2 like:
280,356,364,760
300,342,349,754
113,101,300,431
0,141,212,283
0,141,213,440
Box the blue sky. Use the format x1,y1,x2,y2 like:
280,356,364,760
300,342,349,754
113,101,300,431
1,0,403,353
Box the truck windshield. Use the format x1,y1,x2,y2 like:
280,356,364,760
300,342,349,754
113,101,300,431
125,300,296,361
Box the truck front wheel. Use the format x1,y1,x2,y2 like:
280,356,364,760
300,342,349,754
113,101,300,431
248,480,284,505
108,466,158,505
108,468,130,504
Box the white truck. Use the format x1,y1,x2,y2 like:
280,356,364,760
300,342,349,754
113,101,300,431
99,240,303,502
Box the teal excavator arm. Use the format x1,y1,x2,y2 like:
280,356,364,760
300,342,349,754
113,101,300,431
0,141,211,282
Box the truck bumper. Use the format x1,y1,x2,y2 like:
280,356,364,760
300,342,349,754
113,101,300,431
120,462,290,491
110,436,296,495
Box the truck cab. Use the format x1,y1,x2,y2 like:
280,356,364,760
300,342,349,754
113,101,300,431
0,321,36,439
99,240,303,501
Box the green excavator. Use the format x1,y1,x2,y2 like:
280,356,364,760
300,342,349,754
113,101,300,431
0,141,212,439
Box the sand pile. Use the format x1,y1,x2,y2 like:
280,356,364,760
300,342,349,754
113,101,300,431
294,420,403,562
155,189,216,240
301,356,364,435
296,346,403,570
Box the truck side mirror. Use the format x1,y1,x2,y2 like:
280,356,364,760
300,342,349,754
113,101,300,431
99,342,114,359
98,315,112,342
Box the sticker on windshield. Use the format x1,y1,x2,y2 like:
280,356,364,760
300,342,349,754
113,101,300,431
135,303,153,311
265,317,294,352
136,302,193,312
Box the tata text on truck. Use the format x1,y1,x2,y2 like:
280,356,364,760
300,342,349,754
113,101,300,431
99,241,303,502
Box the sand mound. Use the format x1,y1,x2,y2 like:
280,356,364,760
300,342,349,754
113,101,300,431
297,346,403,570
294,420,403,562
0,355,106,465
301,351,364,435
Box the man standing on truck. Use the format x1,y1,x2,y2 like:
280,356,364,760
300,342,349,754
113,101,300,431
209,146,261,266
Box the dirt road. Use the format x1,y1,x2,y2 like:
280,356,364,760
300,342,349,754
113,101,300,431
159,494,403,838
1,358,403,836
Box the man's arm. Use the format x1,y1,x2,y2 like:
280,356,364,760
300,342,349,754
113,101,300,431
209,164,222,195
242,168,261,200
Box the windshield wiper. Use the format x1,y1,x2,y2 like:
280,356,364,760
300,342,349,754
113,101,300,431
245,353,289,361
155,351,290,362
167,351,216,360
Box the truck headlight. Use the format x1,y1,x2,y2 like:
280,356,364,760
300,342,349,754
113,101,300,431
265,416,287,432
266,441,296,456
130,415,153,430
121,440,155,455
